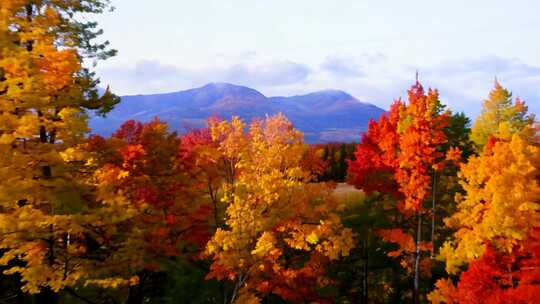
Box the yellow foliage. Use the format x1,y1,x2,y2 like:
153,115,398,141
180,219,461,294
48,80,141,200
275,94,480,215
204,114,354,299
234,288,262,304
251,232,277,257
471,81,535,149
0,0,118,294
441,135,540,273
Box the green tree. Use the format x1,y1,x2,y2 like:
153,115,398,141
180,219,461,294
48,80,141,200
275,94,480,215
470,80,535,149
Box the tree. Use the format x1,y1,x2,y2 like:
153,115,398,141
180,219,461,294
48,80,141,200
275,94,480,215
178,121,230,231
348,80,453,303
431,97,540,303
439,135,540,274
348,101,402,197
470,80,535,149
396,83,451,303
77,119,214,304
204,114,354,303
0,0,118,301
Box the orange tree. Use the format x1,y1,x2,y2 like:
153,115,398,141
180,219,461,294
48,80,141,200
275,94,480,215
348,80,459,303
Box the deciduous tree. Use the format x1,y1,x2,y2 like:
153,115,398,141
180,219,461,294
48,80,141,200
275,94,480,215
204,114,354,303
0,0,118,300
439,135,540,273
80,119,213,304
470,80,535,149
348,80,453,303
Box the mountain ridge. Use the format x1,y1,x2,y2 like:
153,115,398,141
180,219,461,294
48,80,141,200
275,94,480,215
90,83,385,143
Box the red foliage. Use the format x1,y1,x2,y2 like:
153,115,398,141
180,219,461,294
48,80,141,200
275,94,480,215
348,82,450,210
178,128,213,160
301,145,328,179
91,119,213,260
452,228,540,304
484,136,500,152
113,119,144,144
85,134,107,150
249,253,334,303
395,83,449,211
347,101,402,197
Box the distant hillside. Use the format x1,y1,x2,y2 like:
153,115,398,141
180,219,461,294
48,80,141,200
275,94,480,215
90,83,385,143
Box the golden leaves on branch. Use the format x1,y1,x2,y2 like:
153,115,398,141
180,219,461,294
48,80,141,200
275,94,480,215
204,114,354,302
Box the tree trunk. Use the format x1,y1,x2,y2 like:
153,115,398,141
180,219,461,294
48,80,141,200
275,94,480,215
35,226,59,303
431,173,437,259
413,211,422,304
126,284,144,304
361,237,369,304
391,264,402,303
126,272,147,304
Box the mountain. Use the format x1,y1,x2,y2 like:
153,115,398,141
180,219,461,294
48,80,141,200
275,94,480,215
90,83,385,143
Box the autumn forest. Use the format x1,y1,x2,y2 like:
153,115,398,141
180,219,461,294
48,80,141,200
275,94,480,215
1,1,540,304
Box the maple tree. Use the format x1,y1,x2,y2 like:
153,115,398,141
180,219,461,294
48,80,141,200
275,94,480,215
348,80,456,303
178,120,230,230
348,100,402,197
0,0,118,301
203,114,354,303
77,119,214,303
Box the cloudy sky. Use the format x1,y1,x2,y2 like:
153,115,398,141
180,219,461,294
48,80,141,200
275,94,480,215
91,0,540,117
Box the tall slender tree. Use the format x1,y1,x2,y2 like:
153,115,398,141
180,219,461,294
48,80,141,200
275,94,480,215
348,80,452,303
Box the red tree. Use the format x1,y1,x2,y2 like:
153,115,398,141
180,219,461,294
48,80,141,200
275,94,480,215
348,81,451,304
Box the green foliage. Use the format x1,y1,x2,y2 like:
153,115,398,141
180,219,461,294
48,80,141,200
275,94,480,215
148,260,223,304
315,142,357,182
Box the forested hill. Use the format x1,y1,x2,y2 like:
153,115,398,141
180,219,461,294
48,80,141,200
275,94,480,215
90,83,385,143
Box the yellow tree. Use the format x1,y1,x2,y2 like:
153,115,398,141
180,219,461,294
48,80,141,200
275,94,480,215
204,114,354,304
430,133,540,303
438,90,539,273
429,90,540,303
439,134,540,274
470,80,535,149
0,0,118,301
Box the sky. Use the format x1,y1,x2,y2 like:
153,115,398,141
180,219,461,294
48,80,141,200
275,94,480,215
91,0,540,117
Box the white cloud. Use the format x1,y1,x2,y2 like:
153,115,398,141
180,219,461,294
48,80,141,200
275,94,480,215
417,57,540,116
321,55,365,78
97,58,311,95
96,54,540,118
